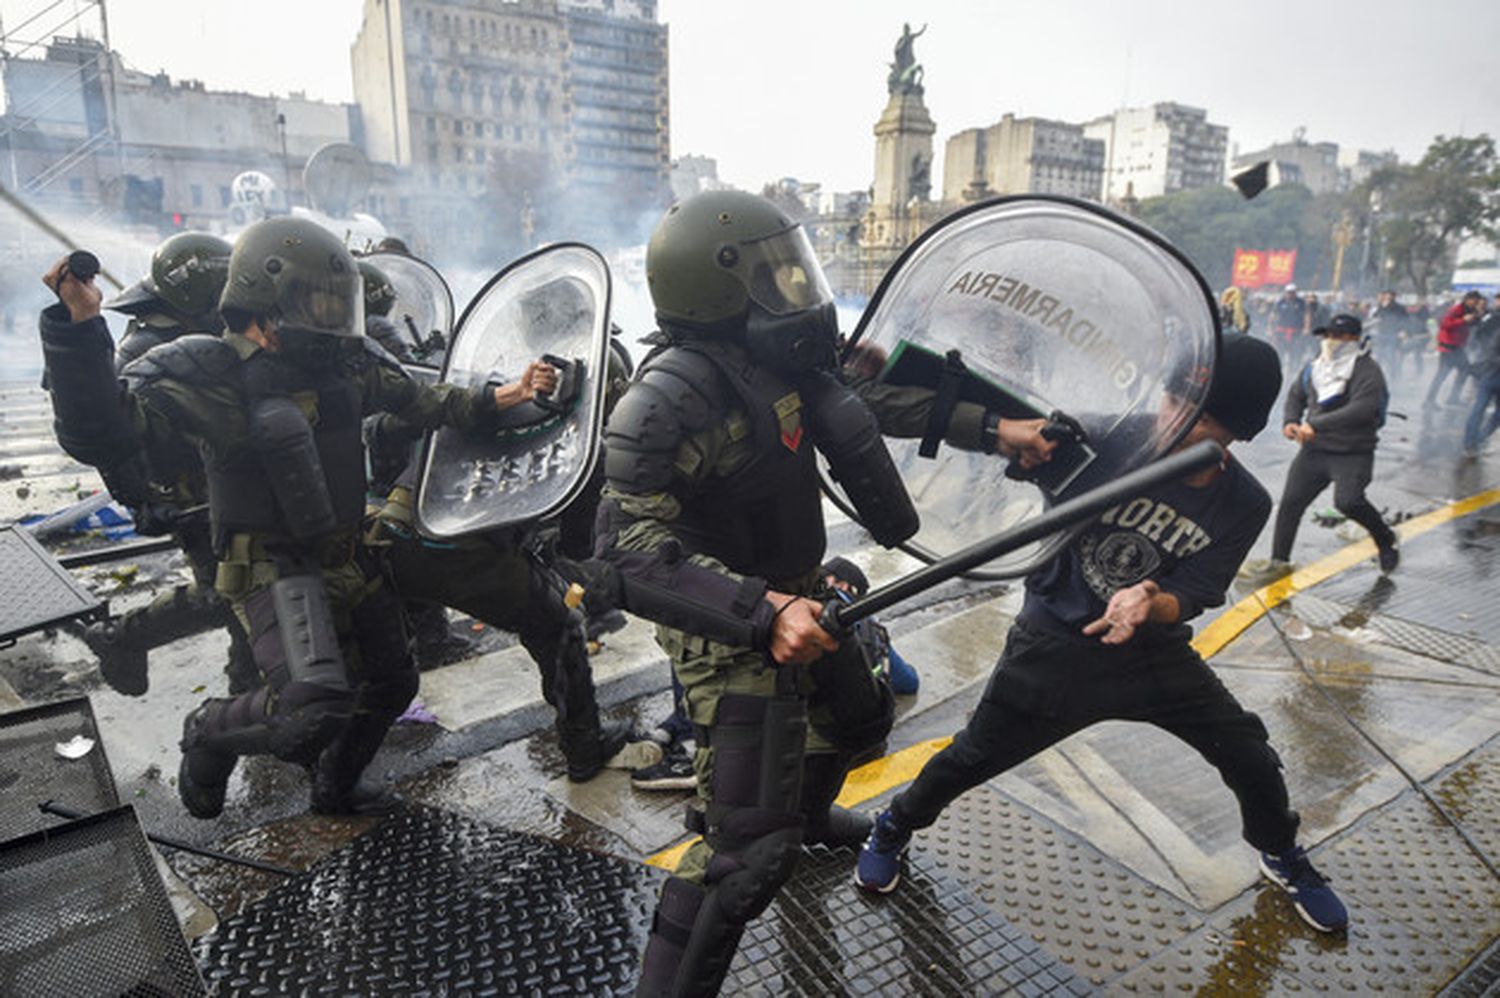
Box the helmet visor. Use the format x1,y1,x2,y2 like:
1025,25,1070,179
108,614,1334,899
740,226,834,316
276,271,364,338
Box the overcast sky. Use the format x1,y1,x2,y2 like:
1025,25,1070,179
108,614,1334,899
6,0,1498,193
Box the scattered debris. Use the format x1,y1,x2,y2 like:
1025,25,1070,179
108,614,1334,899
54,734,96,759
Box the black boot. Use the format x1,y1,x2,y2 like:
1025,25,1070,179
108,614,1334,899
177,701,240,820
804,804,873,847
561,716,633,782
224,636,260,696
88,585,240,696
310,713,403,816
407,601,477,670
83,620,149,696
799,751,871,848
635,877,744,998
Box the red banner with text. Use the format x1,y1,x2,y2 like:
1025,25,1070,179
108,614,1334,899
1265,249,1297,286
1232,249,1266,288
1232,248,1297,288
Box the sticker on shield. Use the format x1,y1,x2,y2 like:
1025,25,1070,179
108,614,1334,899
364,250,455,361
415,243,612,539
834,195,1219,578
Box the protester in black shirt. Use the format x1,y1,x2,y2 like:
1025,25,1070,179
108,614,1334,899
854,334,1350,935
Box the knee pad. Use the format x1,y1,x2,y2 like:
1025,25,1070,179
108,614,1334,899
702,811,804,923
267,681,355,764
244,577,351,695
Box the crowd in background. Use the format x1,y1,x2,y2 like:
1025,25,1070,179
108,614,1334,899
1216,284,1500,459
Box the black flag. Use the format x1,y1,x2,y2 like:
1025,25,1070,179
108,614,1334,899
1231,161,1271,200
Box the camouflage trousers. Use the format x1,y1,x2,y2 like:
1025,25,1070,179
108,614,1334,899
660,625,884,884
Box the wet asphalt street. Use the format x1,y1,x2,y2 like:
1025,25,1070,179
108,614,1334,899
2,362,1498,994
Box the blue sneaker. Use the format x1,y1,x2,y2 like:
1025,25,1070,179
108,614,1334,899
887,646,920,695
854,808,911,893
1259,846,1348,932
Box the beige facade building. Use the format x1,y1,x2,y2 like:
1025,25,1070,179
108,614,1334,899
1085,102,1228,202
942,114,1104,203
350,0,669,254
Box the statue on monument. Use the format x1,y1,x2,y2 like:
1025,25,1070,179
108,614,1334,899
887,22,927,95
908,153,931,202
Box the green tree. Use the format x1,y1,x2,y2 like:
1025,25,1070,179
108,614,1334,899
1137,184,1347,292
1361,134,1500,296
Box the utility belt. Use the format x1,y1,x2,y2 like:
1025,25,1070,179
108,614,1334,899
214,530,359,598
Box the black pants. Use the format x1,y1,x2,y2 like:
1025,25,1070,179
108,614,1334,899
1271,448,1394,561
891,621,1300,855
1425,349,1471,405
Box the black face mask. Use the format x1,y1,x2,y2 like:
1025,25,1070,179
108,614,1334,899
277,329,357,374
744,301,840,378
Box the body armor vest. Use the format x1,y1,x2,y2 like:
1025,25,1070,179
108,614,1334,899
207,358,367,549
648,343,826,583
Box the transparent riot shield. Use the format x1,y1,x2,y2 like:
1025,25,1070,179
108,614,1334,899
833,195,1219,578
365,251,455,361
415,243,611,539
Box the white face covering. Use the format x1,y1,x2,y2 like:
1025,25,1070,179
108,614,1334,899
1319,337,1359,363
1310,336,1363,403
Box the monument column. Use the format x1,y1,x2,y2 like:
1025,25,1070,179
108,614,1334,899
859,22,937,292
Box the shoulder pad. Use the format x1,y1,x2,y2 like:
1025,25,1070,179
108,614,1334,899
604,347,727,493
353,334,411,378
121,334,237,390
636,347,726,432
115,321,183,371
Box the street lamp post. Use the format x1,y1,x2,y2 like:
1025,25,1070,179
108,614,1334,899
276,112,292,204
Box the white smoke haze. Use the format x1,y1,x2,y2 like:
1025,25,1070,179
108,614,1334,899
0,200,159,381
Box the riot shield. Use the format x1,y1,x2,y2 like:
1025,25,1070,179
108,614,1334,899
835,195,1218,578
365,250,454,361
414,243,611,540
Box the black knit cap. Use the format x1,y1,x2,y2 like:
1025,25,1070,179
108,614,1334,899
1203,333,1282,440
821,556,869,597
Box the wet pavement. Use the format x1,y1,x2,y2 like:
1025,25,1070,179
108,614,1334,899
3,368,1499,995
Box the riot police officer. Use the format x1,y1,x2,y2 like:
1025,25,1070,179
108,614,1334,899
40,216,556,818
357,259,414,362
74,232,257,697
600,191,1052,997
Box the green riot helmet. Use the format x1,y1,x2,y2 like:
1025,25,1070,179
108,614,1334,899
646,191,838,373
150,232,231,320
220,217,364,344
357,259,398,318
